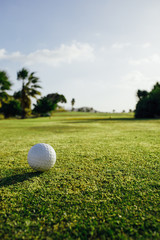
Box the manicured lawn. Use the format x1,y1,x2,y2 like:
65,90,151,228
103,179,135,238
0,112,160,239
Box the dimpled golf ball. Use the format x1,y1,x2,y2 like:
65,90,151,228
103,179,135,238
27,143,56,171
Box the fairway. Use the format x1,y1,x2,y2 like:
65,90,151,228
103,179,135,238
0,112,160,239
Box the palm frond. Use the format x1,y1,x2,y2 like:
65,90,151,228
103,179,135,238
29,89,41,98
31,84,42,89
30,78,39,84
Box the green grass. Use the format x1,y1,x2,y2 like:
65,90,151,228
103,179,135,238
0,112,160,239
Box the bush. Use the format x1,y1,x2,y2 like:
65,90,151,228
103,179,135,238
0,99,22,118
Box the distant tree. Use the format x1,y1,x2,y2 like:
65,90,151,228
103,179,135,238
135,82,160,118
33,93,67,116
0,70,12,107
17,68,41,118
77,107,95,112
71,98,75,111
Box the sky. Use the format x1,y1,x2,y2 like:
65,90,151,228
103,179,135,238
1,0,160,112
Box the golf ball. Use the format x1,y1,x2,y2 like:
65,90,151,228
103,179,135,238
27,143,56,171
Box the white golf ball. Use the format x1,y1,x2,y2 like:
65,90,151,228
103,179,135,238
27,143,56,171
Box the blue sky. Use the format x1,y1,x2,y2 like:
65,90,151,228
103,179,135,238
1,0,160,112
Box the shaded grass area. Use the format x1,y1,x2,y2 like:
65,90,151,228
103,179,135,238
0,171,43,187
0,112,160,239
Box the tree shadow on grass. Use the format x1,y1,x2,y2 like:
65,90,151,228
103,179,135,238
66,118,142,124
0,171,42,187
68,116,160,124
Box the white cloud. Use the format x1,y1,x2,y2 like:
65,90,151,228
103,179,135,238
111,42,131,49
111,42,151,50
123,71,148,85
0,49,23,60
120,71,156,91
141,42,151,48
0,42,95,67
0,49,7,59
129,53,160,65
129,58,150,65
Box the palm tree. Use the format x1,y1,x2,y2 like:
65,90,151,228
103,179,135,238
71,98,75,111
17,68,41,118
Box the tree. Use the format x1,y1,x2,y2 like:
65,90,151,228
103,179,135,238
17,68,41,118
46,93,67,105
135,82,160,118
33,93,67,116
33,96,56,116
0,70,12,107
71,98,75,111
137,90,148,100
